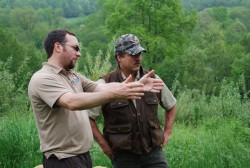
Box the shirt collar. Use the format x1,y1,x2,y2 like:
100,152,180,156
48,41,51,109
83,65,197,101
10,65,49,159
42,62,71,76
120,69,140,81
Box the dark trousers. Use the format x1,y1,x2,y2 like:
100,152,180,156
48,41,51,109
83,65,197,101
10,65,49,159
112,147,168,168
43,152,92,168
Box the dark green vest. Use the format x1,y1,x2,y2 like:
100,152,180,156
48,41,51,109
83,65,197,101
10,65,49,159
101,67,164,154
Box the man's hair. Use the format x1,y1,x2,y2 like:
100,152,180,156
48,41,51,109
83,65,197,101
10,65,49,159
44,30,75,58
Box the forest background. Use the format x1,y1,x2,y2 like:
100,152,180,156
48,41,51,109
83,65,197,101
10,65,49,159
0,0,249,167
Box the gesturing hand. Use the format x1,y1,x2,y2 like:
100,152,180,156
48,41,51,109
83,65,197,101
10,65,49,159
139,70,164,93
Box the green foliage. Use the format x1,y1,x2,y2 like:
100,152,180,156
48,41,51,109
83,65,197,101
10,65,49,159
0,60,15,114
77,41,113,80
0,0,97,18
180,7,250,93
175,77,250,126
0,27,25,73
229,7,250,30
109,0,196,60
104,0,197,88
241,33,250,53
10,7,39,31
168,119,250,168
231,54,250,96
182,0,248,11
90,142,112,167
0,110,40,168
75,13,111,56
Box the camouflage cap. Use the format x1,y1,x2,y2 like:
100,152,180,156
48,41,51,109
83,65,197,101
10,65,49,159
115,34,146,56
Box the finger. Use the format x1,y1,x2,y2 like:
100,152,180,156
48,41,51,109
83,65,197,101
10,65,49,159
127,82,144,88
152,78,164,84
150,89,160,93
146,70,155,77
128,96,142,99
153,86,163,90
123,74,133,83
153,83,164,87
127,91,144,99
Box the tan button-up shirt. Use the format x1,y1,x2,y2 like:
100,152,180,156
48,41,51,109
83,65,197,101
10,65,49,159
28,62,97,159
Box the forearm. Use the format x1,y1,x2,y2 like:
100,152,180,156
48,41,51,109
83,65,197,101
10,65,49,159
164,105,177,133
57,80,146,110
94,82,123,92
89,118,114,159
89,118,108,147
57,91,115,110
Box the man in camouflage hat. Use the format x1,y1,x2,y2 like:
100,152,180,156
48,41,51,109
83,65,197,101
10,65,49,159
88,34,177,168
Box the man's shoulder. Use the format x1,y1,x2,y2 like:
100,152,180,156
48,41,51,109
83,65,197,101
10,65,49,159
29,67,60,88
101,69,117,80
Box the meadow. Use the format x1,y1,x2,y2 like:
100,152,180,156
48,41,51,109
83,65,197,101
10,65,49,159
0,78,249,168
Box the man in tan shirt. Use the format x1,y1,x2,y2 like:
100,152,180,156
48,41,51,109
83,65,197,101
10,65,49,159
28,30,164,168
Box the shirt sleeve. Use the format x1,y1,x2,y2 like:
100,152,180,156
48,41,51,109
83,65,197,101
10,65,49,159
29,72,70,108
76,72,98,92
156,75,177,110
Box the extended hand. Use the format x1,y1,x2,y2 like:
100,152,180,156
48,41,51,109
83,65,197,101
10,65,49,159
111,80,145,100
139,70,164,93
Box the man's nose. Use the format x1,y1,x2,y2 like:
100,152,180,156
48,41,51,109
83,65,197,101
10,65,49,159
76,51,81,57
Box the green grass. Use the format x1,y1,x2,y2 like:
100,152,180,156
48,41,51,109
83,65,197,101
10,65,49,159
0,111,249,168
167,118,250,168
0,111,40,168
1,77,249,168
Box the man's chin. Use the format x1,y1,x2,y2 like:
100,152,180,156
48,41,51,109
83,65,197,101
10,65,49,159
134,64,141,69
68,64,75,70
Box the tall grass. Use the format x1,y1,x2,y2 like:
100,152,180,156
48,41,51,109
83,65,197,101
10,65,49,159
1,85,249,168
167,118,250,168
174,75,250,127
0,110,40,168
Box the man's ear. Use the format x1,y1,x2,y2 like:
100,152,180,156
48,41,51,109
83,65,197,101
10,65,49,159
54,42,63,53
116,54,123,62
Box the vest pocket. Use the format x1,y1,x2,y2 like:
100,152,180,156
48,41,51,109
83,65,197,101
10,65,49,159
110,100,129,108
104,123,132,151
148,120,164,147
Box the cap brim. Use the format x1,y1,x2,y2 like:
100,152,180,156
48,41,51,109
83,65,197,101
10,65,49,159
126,45,147,56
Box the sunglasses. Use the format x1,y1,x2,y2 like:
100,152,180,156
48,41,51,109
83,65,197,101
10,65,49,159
62,44,80,52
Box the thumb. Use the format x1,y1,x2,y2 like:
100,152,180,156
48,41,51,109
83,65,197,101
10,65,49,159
145,70,155,78
123,74,133,83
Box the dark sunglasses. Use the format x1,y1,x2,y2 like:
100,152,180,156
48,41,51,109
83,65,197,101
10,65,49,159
62,44,80,52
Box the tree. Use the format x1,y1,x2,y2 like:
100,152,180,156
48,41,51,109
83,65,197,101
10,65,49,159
229,7,250,30
104,0,196,84
0,26,44,91
231,53,250,92
241,33,250,53
10,7,39,31
0,60,15,114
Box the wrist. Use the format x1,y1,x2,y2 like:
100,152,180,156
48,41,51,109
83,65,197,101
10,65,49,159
165,129,172,134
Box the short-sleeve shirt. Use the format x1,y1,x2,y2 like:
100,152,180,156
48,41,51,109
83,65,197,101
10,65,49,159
88,71,176,120
28,62,98,159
